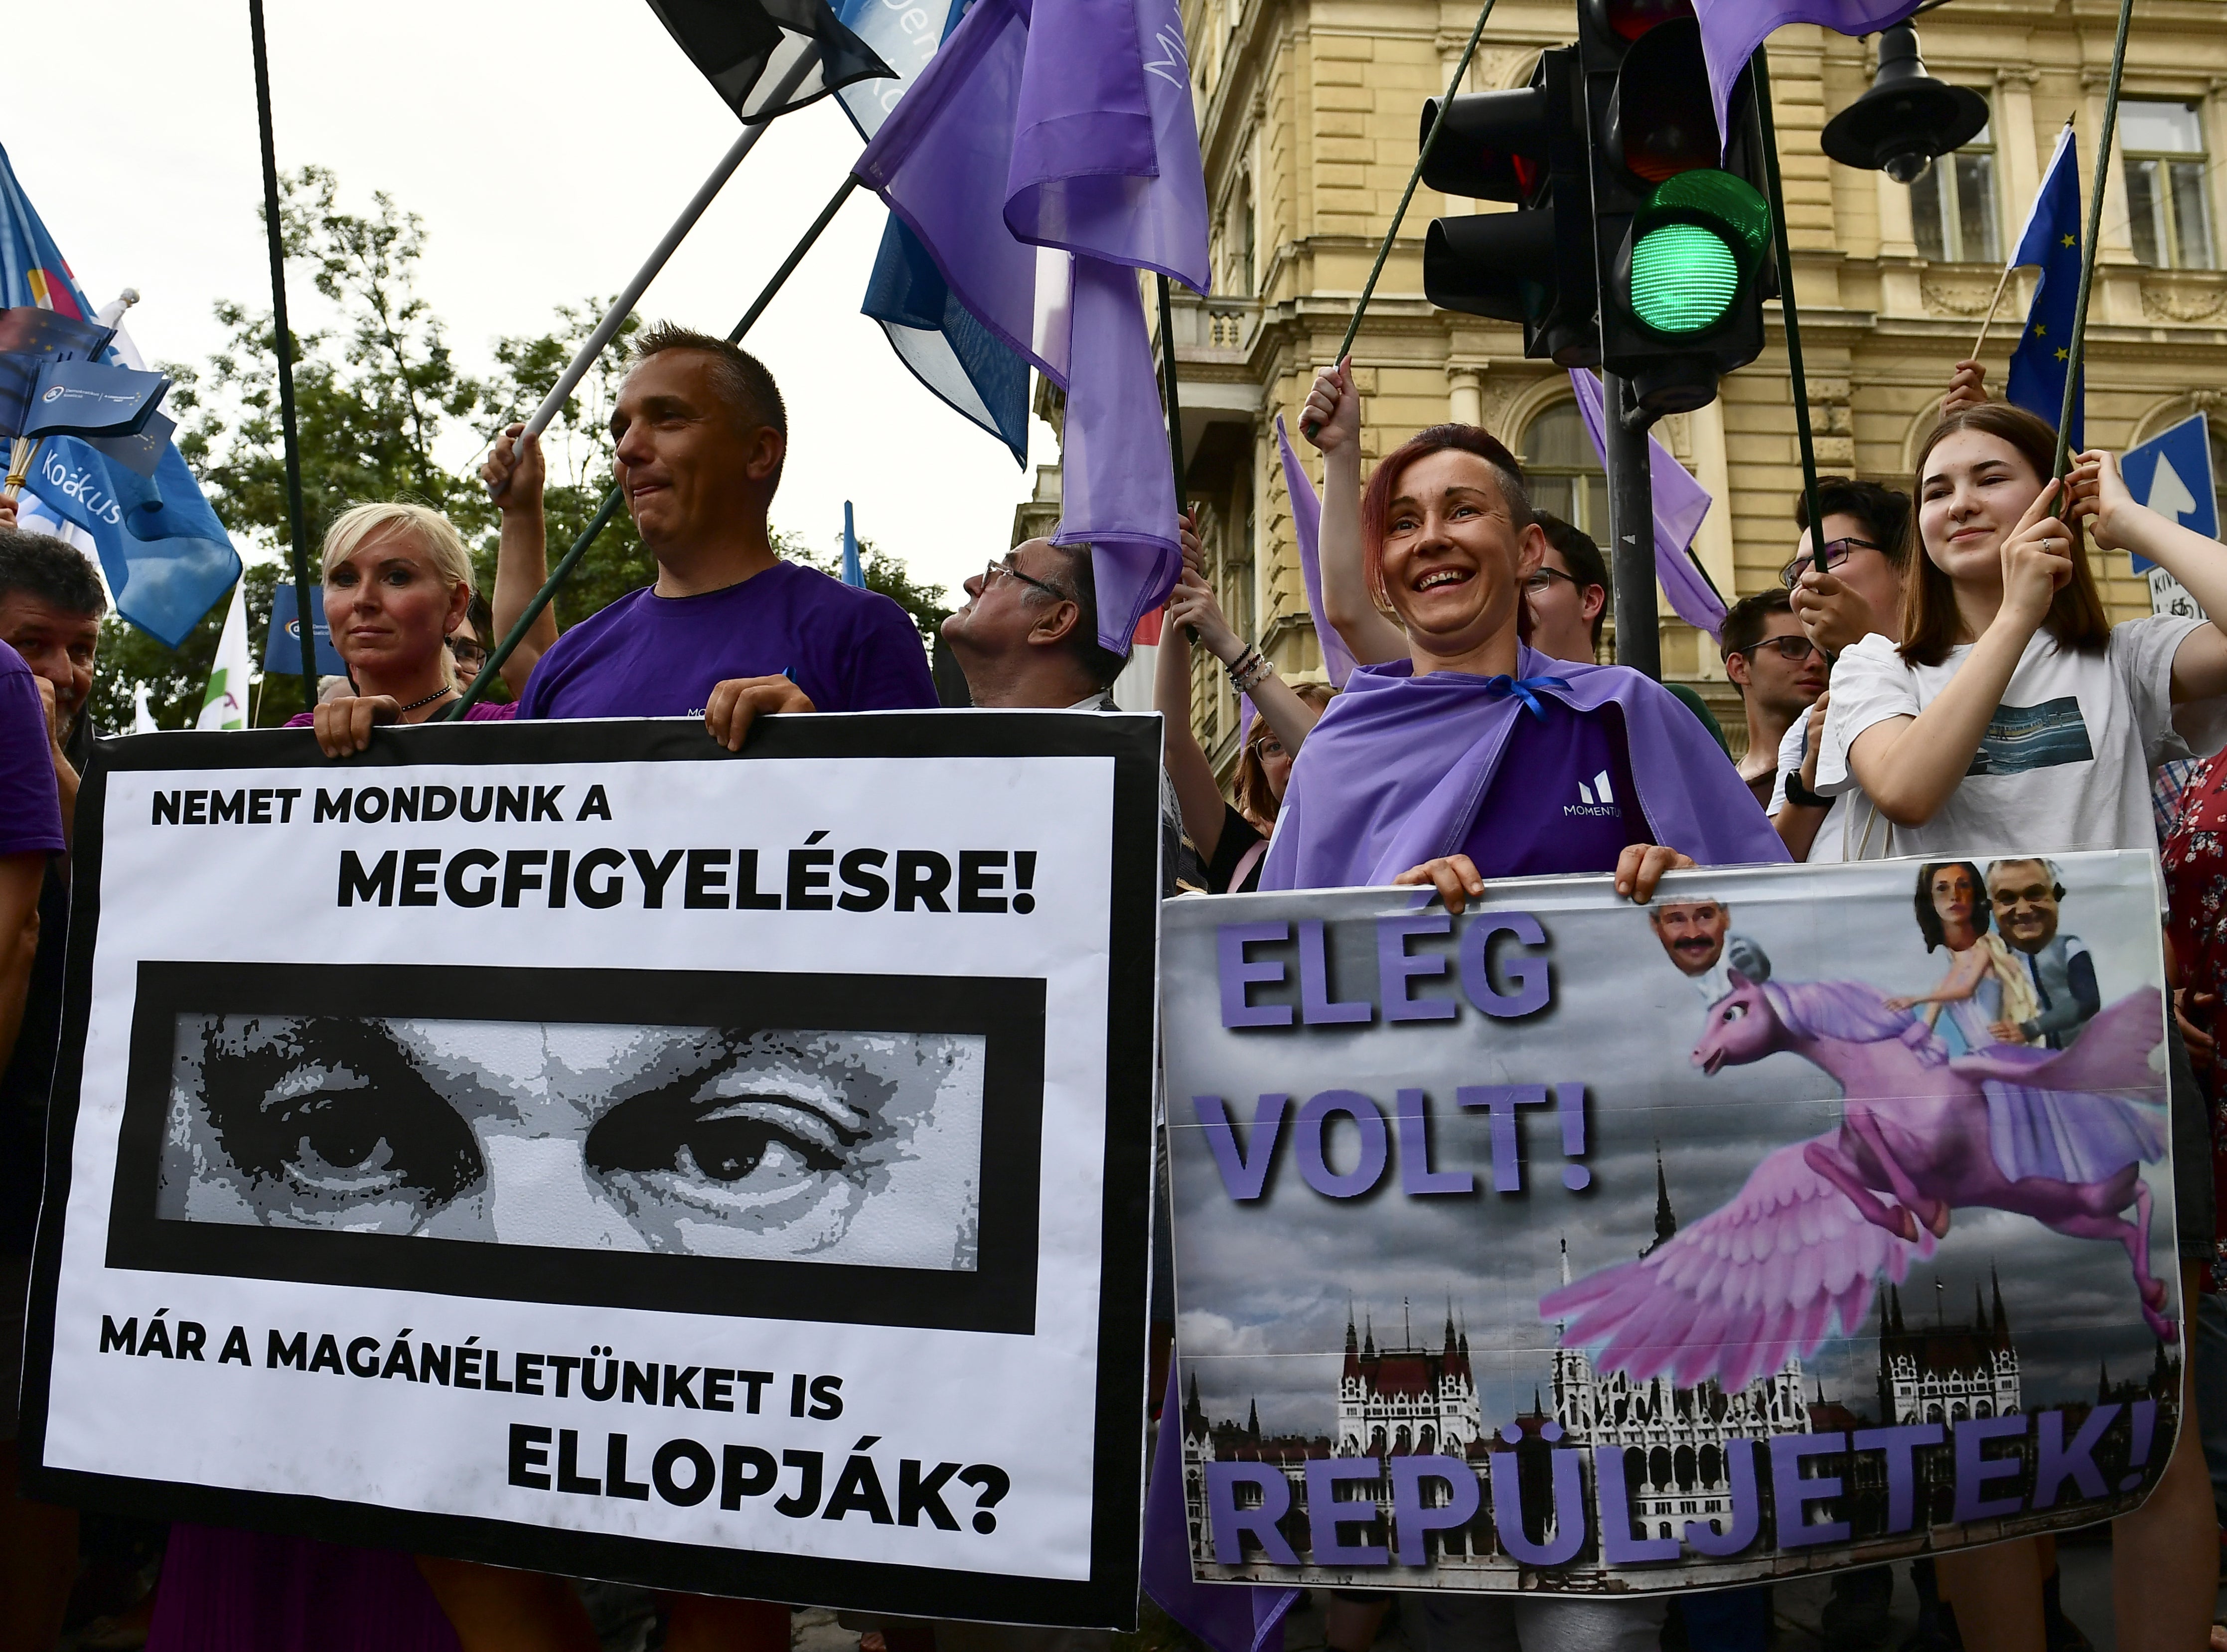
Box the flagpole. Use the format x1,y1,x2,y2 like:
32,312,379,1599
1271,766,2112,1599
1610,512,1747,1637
1750,51,1829,577
2054,0,2135,480
249,0,319,717
1301,0,1498,437
448,170,860,718
488,47,824,502
1156,275,1187,497
1156,273,1203,649
1968,261,2018,359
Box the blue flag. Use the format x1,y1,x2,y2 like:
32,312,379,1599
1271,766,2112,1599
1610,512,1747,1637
0,142,240,648
2005,123,2083,451
13,356,170,440
264,582,347,675
837,0,1031,467
0,304,108,360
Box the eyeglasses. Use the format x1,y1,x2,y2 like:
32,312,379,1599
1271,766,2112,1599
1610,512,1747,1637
1990,885,2054,907
1522,568,1593,595
983,557,1065,600
445,636,488,668
1728,635,1823,666
1779,538,1885,588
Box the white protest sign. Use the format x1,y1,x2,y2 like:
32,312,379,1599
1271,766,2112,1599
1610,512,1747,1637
27,712,1163,1628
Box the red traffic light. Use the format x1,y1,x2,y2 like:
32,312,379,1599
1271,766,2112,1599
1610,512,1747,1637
1593,0,1693,43
1610,17,1719,182
1420,85,1551,203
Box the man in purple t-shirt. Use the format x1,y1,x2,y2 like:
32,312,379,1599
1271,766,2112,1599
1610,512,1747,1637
507,325,935,743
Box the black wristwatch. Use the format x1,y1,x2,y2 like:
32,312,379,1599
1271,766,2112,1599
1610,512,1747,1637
1783,770,1830,809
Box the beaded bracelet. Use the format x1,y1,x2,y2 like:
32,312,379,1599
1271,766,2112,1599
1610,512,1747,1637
1225,647,1273,694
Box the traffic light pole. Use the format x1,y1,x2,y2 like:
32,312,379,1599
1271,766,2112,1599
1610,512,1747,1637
1603,371,1660,682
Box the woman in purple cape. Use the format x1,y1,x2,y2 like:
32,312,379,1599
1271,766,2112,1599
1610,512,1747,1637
1251,369,1782,1652
1262,367,1784,907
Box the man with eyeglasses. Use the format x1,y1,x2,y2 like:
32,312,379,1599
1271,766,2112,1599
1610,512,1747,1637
1525,513,1731,753
942,537,1184,896
1768,479,1913,861
1983,858,2099,1048
1719,589,1825,809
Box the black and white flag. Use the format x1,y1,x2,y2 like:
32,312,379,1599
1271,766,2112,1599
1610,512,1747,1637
646,0,894,121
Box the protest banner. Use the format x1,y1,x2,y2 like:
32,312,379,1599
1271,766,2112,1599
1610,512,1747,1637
1162,854,2178,1592
25,712,1162,1627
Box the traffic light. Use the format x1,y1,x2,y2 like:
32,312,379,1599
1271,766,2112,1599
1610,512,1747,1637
1579,0,1777,417
1419,47,1600,367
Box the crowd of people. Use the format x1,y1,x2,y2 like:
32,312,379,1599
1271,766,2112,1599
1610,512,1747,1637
0,313,2225,1652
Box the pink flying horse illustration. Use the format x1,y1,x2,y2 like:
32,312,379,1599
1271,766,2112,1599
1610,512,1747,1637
1541,974,2171,1391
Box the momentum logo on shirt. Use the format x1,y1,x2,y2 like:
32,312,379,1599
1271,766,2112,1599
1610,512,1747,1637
1967,696,2094,777
1568,769,1621,818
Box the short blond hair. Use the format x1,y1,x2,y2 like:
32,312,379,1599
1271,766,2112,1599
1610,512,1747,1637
320,503,475,685
320,502,475,595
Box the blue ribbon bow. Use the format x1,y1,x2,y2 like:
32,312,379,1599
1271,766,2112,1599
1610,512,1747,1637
1483,673,1571,721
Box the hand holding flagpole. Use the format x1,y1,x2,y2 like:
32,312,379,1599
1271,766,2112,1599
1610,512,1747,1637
489,46,824,500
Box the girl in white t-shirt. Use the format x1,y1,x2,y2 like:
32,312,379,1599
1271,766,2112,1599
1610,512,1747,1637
1819,399,2227,1652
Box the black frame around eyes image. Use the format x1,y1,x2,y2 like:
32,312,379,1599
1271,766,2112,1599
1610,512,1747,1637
109,962,1047,1335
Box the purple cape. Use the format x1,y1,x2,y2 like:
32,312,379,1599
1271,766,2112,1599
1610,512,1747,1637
1260,645,1788,891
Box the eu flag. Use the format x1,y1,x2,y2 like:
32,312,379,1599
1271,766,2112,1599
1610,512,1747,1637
2005,123,2083,450
0,142,240,648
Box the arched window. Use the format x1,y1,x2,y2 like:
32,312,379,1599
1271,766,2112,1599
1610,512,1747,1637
1674,1445,1697,1490
1519,401,1609,542
1649,1446,1674,1490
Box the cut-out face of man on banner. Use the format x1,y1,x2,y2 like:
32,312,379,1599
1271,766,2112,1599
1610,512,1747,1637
1649,897,1773,1006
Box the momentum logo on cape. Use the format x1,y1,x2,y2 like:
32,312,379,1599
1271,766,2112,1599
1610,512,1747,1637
1567,769,1620,818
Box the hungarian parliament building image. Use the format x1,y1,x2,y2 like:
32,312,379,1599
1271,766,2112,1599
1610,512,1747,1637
1180,1171,2173,1580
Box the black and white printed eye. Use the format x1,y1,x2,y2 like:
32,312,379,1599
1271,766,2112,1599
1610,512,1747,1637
189,1016,484,1225
585,1036,877,1230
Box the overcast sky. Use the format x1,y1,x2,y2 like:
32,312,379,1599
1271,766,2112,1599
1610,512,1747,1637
7,1,1054,599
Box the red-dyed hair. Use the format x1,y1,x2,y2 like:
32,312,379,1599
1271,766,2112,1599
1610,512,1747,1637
1359,424,1534,611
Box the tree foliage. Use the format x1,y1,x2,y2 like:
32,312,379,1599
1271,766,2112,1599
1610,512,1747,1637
88,166,950,732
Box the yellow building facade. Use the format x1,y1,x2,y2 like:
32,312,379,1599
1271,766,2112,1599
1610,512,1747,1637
1134,0,2227,769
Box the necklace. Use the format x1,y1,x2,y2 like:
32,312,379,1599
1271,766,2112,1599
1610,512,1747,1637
395,686,455,716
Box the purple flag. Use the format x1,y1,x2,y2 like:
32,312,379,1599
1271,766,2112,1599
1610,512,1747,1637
856,0,1211,652
1697,0,1920,153
1142,1364,1299,1652
1274,416,1356,689
1567,369,1728,641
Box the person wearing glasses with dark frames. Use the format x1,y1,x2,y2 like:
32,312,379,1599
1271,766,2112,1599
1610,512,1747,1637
941,536,1187,896
1718,588,1826,809
1525,512,1730,752
1767,478,1913,861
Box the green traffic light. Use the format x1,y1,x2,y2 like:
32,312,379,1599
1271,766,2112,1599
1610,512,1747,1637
1625,168,1772,336
1631,223,1738,333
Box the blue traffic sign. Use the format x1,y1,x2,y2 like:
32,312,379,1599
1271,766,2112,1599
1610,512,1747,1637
2120,413,2217,572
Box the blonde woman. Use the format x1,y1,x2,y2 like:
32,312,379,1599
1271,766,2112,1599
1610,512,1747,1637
294,502,554,754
